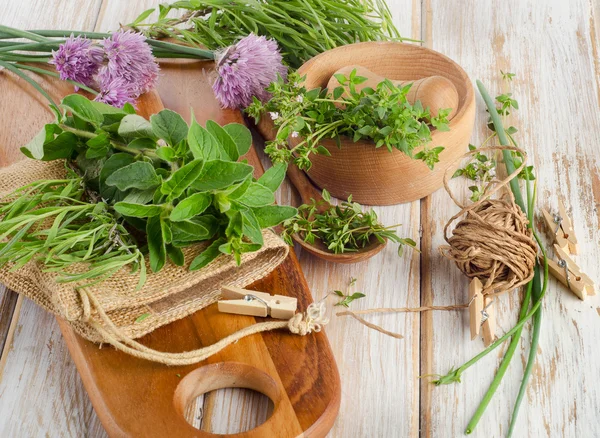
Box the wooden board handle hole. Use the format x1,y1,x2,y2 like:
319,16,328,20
173,362,281,436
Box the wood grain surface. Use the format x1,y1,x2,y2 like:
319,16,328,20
1,0,600,437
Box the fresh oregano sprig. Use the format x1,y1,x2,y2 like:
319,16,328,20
246,70,450,171
281,189,417,256
1,94,297,287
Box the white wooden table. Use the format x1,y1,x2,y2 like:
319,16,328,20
1,0,599,436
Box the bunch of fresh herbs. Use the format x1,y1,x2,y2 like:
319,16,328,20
246,70,451,171
281,189,417,256
0,94,296,287
129,0,407,69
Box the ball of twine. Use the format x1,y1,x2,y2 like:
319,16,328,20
440,146,537,297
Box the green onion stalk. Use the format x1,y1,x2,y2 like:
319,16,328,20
432,81,548,436
129,0,411,68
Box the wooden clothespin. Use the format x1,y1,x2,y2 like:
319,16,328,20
541,201,578,255
468,278,484,340
558,201,579,254
543,244,595,300
218,285,297,319
469,278,496,346
481,296,496,347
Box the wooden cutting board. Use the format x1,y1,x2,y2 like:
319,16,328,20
0,60,340,437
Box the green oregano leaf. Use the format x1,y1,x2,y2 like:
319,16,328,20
206,120,238,161
223,123,252,157
253,205,297,227
257,163,287,192
150,109,188,147
147,215,166,272
236,182,275,207
189,237,226,271
170,192,212,222
61,94,103,127
114,202,163,218
106,161,161,191
191,160,253,191
118,114,157,140
188,117,220,160
161,159,204,200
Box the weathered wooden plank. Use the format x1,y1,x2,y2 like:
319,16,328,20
420,0,600,436
0,1,106,437
253,2,423,436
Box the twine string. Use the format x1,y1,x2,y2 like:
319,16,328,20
78,288,329,366
335,146,537,340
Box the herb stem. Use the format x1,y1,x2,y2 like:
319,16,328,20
12,63,98,95
59,124,158,159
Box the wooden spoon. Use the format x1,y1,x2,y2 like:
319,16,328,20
326,65,459,119
285,163,387,264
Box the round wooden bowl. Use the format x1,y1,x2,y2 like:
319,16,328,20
292,42,475,205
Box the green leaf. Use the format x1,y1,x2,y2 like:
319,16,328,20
237,182,275,207
118,114,156,140
106,161,160,191
226,177,252,199
147,216,166,272
150,109,188,146
131,7,154,25
114,202,163,218
160,159,204,200
155,146,177,162
85,133,110,159
253,205,297,227
23,129,78,161
161,218,173,244
61,94,103,127
189,238,226,271
257,163,286,192
166,244,184,266
206,120,238,161
322,189,331,202
223,123,252,157
170,192,212,222
171,219,211,242
99,153,135,202
128,138,157,150
240,208,263,245
225,210,243,238
122,187,156,204
188,118,220,160
191,160,253,191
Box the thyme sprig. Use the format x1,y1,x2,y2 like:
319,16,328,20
247,71,450,171
281,189,417,256
334,277,365,307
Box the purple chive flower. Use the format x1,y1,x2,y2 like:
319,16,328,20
50,35,103,89
213,33,287,109
94,76,136,108
99,30,159,96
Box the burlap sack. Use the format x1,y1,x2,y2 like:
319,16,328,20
0,159,289,344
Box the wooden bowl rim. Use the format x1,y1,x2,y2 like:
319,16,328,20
291,233,387,263
297,41,475,132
